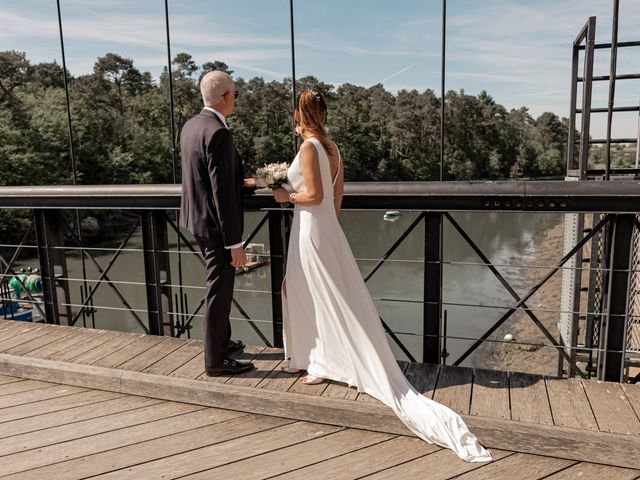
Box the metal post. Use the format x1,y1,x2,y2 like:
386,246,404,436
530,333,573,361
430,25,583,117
289,0,298,156
34,210,72,325
268,210,290,348
164,0,178,183
604,0,619,181
567,34,580,173
439,0,446,181
598,214,634,381
141,211,174,336
578,17,596,179
423,212,442,363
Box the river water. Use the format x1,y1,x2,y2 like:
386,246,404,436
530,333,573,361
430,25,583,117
14,210,561,367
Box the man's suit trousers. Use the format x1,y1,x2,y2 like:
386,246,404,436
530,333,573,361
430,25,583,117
196,236,235,367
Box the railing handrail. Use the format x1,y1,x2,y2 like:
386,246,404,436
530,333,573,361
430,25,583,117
1,180,640,212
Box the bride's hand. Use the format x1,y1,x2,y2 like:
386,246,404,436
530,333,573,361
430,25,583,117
272,187,290,203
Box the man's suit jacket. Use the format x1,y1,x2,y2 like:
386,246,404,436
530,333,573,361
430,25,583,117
179,109,244,247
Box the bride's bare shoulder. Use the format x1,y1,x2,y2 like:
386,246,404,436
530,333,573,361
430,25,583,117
300,141,318,158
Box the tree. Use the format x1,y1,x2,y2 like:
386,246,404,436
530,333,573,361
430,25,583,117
0,50,30,103
200,61,233,80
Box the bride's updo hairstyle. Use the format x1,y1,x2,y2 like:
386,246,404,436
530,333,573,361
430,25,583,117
297,89,335,158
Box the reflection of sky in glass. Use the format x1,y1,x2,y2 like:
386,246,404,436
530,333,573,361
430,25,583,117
1,0,638,135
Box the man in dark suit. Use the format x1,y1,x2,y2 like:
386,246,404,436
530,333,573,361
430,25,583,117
180,70,254,376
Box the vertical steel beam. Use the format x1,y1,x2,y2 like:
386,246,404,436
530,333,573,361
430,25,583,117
141,211,174,336
34,210,72,325
567,35,580,173
604,0,620,181
164,0,177,183
598,214,634,381
578,17,596,179
440,0,446,181
289,0,298,156
268,210,291,348
423,212,443,363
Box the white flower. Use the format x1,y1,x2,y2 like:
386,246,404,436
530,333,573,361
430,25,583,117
255,162,289,188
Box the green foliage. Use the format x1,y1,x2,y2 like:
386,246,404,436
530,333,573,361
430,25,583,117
0,50,573,190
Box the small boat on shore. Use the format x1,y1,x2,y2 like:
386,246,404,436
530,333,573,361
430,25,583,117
235,243,270,275
383,211,401,222
1,269,44,323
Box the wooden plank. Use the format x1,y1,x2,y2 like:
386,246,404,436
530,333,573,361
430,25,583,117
90,420,339,480
509,372,553,425
226,346,283,388
0,384,86,410
0,321,45,339
321,380,359,400
0,375,23,386
2,413,292,480
92,334,166,369
471,369,510,419
3,352,640,469
545,378,598,430
0,400,199,457
198,345,266,384
363,448,514,480
117,337,186,372
0,406,245,477
0,394,153,438
26,327,99,359
257,359,305,392
405,362,439,398
543,462,640,479
71,332,144,365
0,325,49,352
357,392,381,403
194,431,395,480
48,329,124,362
3,326,77,356
432,365,473,415
288,375,329,396
169,351,205,379
0,379,55,397
581,380,640,435
271,434,438,480
142,339,203,375
448,453,574,480
0,320,26,333
620,383,640,423
0,390,123,425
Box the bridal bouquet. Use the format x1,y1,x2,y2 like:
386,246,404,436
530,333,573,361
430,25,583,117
255,162,289,189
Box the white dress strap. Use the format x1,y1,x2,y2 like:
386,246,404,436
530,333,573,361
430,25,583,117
332,144,341,187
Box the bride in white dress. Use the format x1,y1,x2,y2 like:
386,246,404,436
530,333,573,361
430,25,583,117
271,89,492,463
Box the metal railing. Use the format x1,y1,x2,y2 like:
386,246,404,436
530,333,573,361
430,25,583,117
1,181,640,382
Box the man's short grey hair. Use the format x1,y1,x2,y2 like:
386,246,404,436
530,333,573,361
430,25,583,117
200,70,235,106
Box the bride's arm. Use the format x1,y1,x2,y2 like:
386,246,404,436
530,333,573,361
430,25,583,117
273,142,324,205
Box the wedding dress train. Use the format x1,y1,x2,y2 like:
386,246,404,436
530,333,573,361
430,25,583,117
281,137,492,462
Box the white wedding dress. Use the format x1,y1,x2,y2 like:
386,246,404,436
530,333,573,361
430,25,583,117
282,137,492,463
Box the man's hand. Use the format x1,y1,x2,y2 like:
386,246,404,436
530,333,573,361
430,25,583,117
230,246,246,268
244,177,257,189
272,187,290,203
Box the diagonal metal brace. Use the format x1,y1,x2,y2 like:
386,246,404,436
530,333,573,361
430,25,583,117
58,214,148,333
445,213,587,377
453,213,613,372
68,218,140,327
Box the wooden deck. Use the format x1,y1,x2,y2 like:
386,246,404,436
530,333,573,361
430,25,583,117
0,319,639,477
0,374,638,479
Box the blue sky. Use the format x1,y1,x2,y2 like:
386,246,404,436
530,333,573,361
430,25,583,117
1,0,639,137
